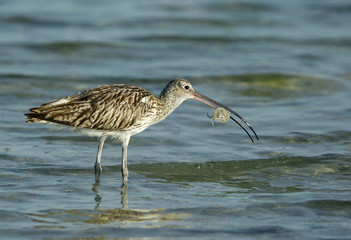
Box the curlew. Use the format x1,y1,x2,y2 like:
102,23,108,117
25,78,258,182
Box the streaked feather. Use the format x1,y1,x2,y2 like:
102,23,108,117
25,84,160,134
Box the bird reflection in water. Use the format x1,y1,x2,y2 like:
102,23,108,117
92,182,128,210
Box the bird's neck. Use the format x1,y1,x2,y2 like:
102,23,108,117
157,93,185,121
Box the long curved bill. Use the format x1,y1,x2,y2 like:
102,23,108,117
193,91,259,143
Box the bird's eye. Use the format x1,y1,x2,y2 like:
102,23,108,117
184,85,190,90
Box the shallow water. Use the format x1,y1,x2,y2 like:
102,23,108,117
1,0,351,239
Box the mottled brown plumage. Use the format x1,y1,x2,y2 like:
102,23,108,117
25,78,258,182
26,84,159,132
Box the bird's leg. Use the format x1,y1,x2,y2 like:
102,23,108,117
95,136,107,182
121,135,130,182
120,182,128,209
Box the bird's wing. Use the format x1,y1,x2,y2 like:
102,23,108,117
25,84,158,131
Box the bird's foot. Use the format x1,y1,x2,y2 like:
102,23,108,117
94,162,102,182
122,168,129,182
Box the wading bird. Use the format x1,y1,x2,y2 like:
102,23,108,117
25,78,258,182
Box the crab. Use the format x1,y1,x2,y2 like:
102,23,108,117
207,108,231,126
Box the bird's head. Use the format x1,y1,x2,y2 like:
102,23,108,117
160,78,196,103
160,78,259,143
